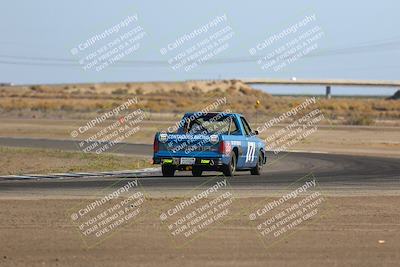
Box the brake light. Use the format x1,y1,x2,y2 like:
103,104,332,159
153,137,159,153
219,141,232,155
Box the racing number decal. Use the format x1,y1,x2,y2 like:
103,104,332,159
246,142,256,162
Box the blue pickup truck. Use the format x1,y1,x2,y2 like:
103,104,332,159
153,112,266,177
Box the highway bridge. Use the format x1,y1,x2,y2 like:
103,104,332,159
242,79,400,98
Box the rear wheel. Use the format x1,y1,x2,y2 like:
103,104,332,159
223,153,236,177
250,152,263,175
192,167,203,177
162,165,175,177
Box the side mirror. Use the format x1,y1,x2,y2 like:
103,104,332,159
253,130,259,135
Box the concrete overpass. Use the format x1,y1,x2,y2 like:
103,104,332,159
242,79,400,98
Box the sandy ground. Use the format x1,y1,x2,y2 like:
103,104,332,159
0,193,399,267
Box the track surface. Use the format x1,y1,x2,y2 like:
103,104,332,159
0,137,399,191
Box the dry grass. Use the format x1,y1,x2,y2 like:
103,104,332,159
0,146,151,175
1,80,400,125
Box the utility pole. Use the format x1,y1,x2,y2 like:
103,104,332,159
326,85,331,99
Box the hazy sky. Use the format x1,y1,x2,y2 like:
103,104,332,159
0,0,399,95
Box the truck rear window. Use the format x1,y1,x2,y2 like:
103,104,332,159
181,114,238,135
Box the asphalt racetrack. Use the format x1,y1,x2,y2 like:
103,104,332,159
0,137,399,193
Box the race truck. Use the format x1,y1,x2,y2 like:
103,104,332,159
153,112,267,177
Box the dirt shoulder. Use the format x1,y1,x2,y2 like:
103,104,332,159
0,196,398,267
0,146,151,175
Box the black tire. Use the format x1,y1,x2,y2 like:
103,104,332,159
162,165,175,177
223,153,236,177
192,167,203,177
250,152,263,175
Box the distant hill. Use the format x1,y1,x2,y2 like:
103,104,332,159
6,80,268,96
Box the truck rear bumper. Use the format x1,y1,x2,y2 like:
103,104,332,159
153,156,228,172
153,156,224,166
